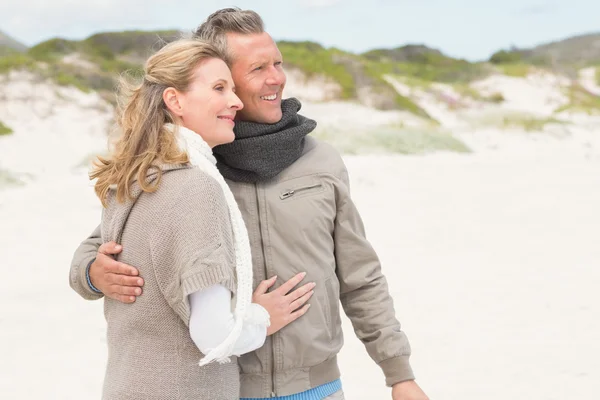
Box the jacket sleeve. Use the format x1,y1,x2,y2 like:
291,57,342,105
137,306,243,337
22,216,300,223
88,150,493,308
333,166,415,386
69,224,104,300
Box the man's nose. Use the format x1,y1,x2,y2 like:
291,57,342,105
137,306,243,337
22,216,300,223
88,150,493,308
265,66,285,86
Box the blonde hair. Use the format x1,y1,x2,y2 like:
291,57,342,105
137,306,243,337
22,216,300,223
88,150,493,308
91,39,225,207
192,7,264,60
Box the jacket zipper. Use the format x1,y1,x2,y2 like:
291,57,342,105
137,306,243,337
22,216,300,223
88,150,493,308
256,184,277,398
279,184,322,200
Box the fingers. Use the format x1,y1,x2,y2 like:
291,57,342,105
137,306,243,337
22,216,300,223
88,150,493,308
286,303,311,324
285,282,316,302
105,284,140,303
275,272,307,296
98,241,123,256
98,253,139,276
111,284,142,297
112,293,136,304
254,275,278,296
108,273,144,287
289,289,314,311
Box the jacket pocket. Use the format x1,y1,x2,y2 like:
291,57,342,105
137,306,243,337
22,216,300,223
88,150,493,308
279,182,324,200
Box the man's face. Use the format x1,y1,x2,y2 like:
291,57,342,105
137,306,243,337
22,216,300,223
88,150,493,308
226,32,287,124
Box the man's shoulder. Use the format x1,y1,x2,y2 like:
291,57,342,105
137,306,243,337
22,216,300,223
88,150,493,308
290,136,346,179
304,136,342,159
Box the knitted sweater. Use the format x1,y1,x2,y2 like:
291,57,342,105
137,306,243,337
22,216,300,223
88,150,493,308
100,164,240,400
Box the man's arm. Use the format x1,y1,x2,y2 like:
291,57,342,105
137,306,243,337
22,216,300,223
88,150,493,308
333,167,414,386
69,225,144,303
69,225,104,300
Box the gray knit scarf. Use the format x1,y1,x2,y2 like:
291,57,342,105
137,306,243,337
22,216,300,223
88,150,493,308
212,98,316,183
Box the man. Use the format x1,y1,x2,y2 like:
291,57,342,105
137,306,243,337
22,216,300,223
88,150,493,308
70,8,428,400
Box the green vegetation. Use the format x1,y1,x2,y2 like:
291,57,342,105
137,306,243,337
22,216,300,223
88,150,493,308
394,93,432,118
489,49,523,64
597,67,600,85
278,41,355,98
497,63,531,78
0,52,37,73
557,84,600,114
4,30,596,121
314,127,470,155
503,115,566,131
28,38,77,61
452,84,487,103
364,45,489,83
0,45,19,57
396,60,487,83
487,92,505,103
82,30,180,60
520,33,600,67
472,112,567,131
453,84,505,103
1,31,172,98
0,121,13,136
0,169,23,189
278,42,432,116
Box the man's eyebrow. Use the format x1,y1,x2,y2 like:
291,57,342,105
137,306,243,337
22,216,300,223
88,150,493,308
249,60,266,69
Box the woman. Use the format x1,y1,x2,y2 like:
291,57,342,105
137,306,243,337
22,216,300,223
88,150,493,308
90,39,313,399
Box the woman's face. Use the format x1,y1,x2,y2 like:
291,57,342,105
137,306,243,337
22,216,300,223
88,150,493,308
167,58,243,148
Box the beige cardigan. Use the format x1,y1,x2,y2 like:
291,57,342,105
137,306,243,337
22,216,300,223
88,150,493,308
100,164,239,400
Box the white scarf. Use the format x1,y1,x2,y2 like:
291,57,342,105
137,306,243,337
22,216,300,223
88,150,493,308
169,123,270,366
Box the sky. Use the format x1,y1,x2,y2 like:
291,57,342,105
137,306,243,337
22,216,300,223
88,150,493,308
1,0,599,61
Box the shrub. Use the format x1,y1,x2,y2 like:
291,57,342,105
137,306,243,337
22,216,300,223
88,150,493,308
313,127,470,155
489,50,522,64
278,41,356,99
498,63,531,77
0,120,14,136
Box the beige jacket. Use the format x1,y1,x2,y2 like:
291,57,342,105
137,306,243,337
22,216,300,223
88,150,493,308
70,137,414,398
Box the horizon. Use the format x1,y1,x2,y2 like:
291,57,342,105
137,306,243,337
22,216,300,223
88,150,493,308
1,0,599,62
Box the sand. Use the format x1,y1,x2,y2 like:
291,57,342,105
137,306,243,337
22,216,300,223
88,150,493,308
1,72,599,399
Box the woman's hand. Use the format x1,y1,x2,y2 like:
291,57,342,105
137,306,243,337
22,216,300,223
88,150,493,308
252,273,316,335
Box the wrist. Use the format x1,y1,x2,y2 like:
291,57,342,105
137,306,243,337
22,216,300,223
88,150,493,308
378,355,415,387
86,257,102,294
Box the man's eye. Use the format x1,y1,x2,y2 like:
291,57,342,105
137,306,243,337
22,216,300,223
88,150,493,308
275,61,282,66
253,66,262,71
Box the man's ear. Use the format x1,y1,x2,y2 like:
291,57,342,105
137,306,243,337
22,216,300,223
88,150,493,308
163,87,184,117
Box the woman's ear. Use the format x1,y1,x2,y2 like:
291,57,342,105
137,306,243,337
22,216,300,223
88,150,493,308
163,87,184,117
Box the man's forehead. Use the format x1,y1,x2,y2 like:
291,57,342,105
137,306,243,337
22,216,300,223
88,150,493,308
226,32,281,63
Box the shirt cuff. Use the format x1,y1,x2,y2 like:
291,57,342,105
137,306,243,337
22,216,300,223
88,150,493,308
85,257,103,294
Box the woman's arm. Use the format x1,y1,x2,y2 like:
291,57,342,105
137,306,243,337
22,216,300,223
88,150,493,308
189,284,267,356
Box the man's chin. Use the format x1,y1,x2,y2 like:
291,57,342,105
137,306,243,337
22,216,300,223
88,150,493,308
238,109,283,124
263,110,283,124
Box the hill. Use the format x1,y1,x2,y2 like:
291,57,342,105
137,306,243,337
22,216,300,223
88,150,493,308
0,30,28,56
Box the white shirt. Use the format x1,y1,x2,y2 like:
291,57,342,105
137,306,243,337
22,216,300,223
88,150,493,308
189,285,267,356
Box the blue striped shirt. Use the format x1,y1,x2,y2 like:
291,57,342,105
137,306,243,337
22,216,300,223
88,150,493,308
240,379,342,400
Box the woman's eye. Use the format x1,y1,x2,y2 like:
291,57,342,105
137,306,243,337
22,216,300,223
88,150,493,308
214,86,224,91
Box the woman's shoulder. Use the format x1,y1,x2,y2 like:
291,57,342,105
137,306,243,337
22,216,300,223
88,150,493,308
158,167,228,213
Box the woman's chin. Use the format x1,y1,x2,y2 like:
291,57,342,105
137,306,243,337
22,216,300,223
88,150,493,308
216,131,236,146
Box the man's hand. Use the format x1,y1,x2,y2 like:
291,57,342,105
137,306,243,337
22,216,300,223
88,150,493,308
392,380,429,400
252,272,316,335
89,241,144,303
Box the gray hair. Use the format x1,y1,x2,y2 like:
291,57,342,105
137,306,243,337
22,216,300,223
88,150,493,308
192,8,265,62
